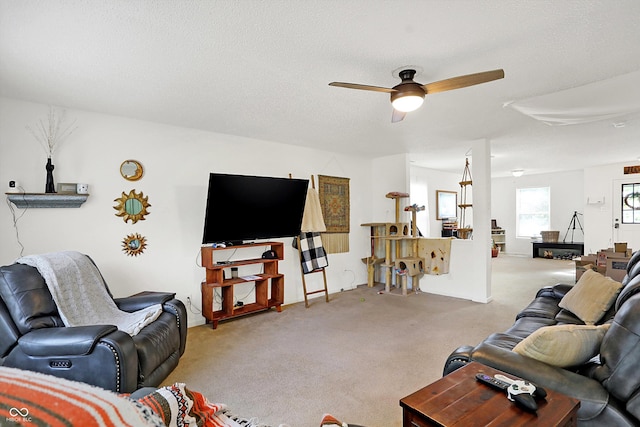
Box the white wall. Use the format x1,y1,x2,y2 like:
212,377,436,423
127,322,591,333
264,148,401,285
469,139,492,303
5,98,634,327
408,140,492,303
0,98,372,326
371,154,411,224
491,170,584,255
410,165,460,238
584,162,640,253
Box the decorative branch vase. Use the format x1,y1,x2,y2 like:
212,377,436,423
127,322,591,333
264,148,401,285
45,157,56,193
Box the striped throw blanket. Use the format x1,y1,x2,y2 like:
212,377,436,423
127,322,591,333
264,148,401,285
0,367,285,427
0,366,164,426
138,383,285,427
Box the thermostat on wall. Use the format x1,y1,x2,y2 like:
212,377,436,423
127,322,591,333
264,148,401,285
586,195,605,205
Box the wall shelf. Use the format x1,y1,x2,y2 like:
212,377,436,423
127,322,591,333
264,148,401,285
6,193,89,208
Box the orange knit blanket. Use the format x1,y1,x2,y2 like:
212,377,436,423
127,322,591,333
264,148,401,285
0,366,163,426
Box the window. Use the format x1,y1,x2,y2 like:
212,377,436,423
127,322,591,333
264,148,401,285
622,183,640,224
516,187,550,238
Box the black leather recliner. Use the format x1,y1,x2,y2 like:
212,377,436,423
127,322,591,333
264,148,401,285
443,250,640,426
0,256,187,393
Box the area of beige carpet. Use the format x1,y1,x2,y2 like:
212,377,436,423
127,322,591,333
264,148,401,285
161,255,576,426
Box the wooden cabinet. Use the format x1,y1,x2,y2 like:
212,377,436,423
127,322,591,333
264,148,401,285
200,242,284,329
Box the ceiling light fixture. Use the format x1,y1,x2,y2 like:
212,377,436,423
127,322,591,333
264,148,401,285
389,69,426,113
512,169,524,177
391,93,425,112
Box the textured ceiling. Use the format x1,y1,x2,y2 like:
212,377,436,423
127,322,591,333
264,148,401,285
1,0,640,177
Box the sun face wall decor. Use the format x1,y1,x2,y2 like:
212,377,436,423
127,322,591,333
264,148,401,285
116,160,150,256
122,233,147,256
114,189,151,224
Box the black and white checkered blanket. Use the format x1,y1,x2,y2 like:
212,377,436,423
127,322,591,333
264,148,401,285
294,232,329,274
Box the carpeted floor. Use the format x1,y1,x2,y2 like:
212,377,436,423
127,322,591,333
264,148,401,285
161,254,576,427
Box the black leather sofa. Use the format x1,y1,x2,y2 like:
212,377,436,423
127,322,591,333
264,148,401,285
444,250,640,426
0,257,187,393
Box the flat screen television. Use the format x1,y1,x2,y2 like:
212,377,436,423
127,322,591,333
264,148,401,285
202,173,309,244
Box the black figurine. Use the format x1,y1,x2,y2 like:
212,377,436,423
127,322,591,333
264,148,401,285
45,157,56,193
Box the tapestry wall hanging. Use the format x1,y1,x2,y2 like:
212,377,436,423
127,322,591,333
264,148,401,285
318,175,350,253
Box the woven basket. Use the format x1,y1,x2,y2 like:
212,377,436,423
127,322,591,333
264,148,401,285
458,228,473,239
541,230,560,243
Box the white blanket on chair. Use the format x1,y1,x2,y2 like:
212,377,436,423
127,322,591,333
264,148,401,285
17,251,162,336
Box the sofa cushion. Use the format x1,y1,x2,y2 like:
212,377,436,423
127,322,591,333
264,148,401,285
516,295,564,320
513,323,610,368
504,316,557,340
591,293,640,404
559,269,623,324
0,264,63,334
483,333,523,351
623,249,640,285
554,309,584,325
616,274,640,312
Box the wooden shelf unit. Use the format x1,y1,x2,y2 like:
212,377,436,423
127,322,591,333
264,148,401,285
200,242,284,329
491,228,506,252
441,218,458,237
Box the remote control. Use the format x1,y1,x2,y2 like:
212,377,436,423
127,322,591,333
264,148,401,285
495,374,547,399
476,373,511,391
476,373,539,413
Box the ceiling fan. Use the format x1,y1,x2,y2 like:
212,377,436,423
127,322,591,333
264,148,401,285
329,68,505,122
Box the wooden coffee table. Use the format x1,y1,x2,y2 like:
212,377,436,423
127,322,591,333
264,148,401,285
400,362,579,426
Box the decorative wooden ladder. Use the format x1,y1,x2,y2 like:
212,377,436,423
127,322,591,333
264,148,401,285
295,175,329,308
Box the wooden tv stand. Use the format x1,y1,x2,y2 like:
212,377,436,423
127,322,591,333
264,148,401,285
200,242,284,329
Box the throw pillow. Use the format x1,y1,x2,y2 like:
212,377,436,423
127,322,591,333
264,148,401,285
513,323,610,368
558,269,623,324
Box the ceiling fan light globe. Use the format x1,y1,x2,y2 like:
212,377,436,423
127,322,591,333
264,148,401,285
392,95,424,112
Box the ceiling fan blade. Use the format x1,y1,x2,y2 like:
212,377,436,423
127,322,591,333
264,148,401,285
391,109,406,123
329,82,396,93
422,69,504,94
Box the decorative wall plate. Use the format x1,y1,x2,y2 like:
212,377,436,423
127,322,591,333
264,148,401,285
114,189,151,223
122,233,147,256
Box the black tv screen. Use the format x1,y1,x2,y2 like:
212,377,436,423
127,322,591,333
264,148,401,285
202,173,309,244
